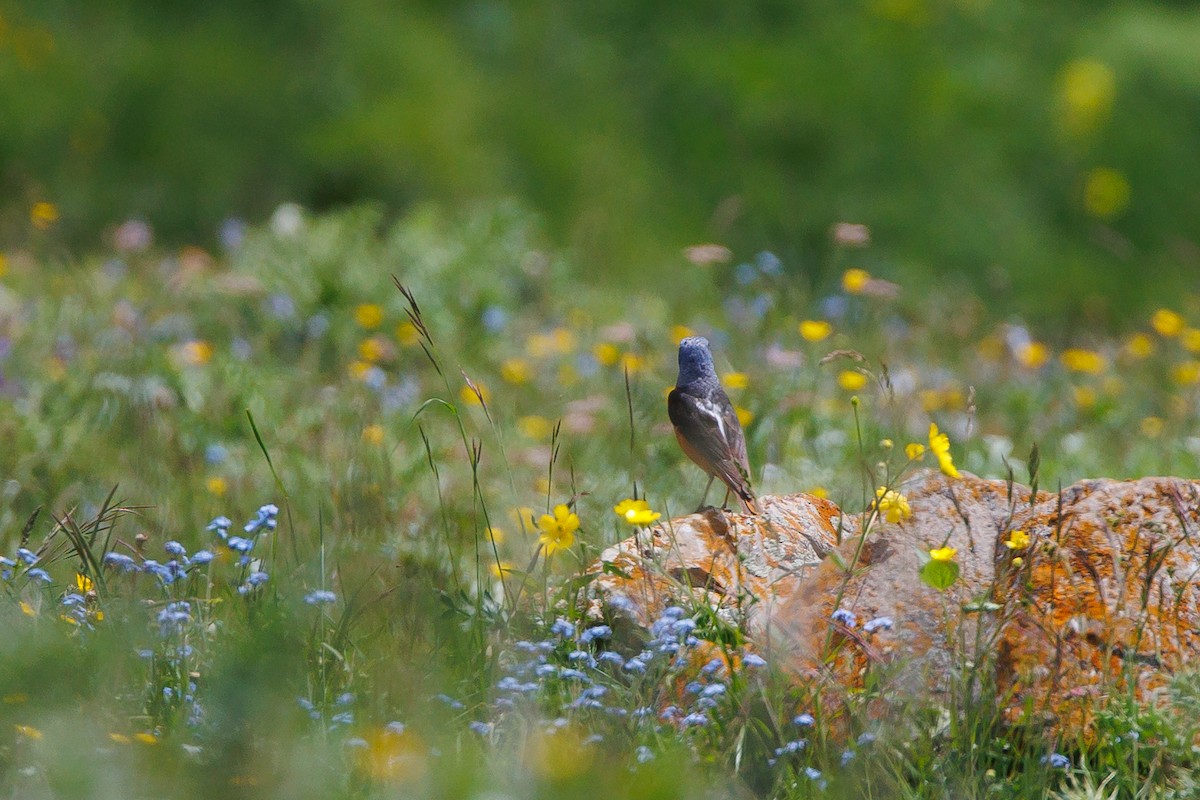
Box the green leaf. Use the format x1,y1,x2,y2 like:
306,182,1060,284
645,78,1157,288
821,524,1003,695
920,559,960,591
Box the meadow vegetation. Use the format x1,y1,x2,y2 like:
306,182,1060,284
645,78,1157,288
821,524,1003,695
3,202,1200,798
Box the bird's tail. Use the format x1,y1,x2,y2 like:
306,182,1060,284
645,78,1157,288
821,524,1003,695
734,481,759,515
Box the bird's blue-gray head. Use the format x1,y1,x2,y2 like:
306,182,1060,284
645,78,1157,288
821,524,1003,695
676,336,718,389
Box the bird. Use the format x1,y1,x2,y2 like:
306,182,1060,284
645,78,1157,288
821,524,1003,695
667,336,758,514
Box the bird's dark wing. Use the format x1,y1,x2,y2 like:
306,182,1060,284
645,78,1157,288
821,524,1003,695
668,387,755,506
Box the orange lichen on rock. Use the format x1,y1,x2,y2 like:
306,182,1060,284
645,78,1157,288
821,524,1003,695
994,478,1200,735
585,493,840,635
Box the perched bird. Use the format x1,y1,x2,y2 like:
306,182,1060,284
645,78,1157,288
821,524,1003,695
668,336,758,514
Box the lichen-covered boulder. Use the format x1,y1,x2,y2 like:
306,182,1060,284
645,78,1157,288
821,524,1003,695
995,477,1200,734
767,470,1042,700
584,493,840,635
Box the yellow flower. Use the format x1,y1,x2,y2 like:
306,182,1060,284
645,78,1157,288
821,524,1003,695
550,328,576,354
348,360,372,380
874,487,912,524
1073,385,1098,407
1012,556,1024,568
1083,167,1130,220
928,423,961,479
1058,59,1114,136
75,573,93,594
134,732,158,745
537,504,580,556
929,546,957,562
809,487,829,500
842,268,871,295
905,443,926,461
1015,342,1049,369
838,370,868,391
19,600,35,617
1176,360,1200,387
1140,416,1164,439
14,724,42,740
593,343,620,367
362,424,385,445
880,438,893,450
459,382,490,406
485,526,505,544
180,340,213,366
1123,332,1154,360
735,406,754,427
799,320,832,342
500,358,532,385
0,253,8,278
670,325,694,344
1183,329,1200,354
396,321,420,346
1152,309,1185,338
489,561,515,579
354,303,384,330
619,352,644,373
613,499,662,526
723,371,748,390
1060,348,1105,374
30,202,59,230
518,415,553,439
1004,529,1030,550
358,337,386,363
109,733,131,744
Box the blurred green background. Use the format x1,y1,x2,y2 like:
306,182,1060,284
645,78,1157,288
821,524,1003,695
3,0,1200,320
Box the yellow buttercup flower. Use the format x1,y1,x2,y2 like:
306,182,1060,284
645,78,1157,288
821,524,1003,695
735,406,754,427
1058,59,1114,136
838,370,868,391
670,325,695,344
1140,416,1164,439
593,343,620,367
613,498,661,527
14,724,42,740
1004,529,1030,550
905,443,926,461
1060,348,1105,374
501,358,533,385
459,382,490,406
619,352,644,374
358,337,386,363
1123,332,1154,360
1015,342,1049,369
1173,361,1200,386
799,320,832,342
180,340,213,366
206,476,228,497
723,372,748,390
1182,329,1200,354
30,202,59,230
489,561,515,579
1151,309,1184,338
929,546,957,562
874,487,912,524
1083,167,1130,220
75,573,94,594
396,321,420,346
354,304,384,330
518,415,553,439
362,424,385,445
842,268,871,295
928,423,960,479
537,504,580,556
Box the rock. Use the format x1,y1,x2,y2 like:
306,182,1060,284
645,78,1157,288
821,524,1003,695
995,477,1200,734
585,470,1200,737
585,493,841,636
768,470,1041,700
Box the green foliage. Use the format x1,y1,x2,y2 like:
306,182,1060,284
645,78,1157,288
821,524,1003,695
4,2,1200,317
1,205,1200,796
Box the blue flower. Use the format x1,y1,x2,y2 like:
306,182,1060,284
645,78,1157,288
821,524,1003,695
226,537,254,553
597,651,625,667
863,616,894,633
246,571,269,586
157,601,192,636
857,732,877,746
385,721,406,734
635,745,654,763
16,548,38,565
305,589,337,605
701,657,725,675
622,658,647,673
335,692,355,705
1041,753,1070,769
701,684,726,697
831,608,857,627
206,516,232,537
103,552,138,571
468,721,491,735
681,712,709,727
580,625,611,643
244,504,279,534
164,541,187,557
841,749,855,766
549,618,574,638
433,694,464,709
794,713,815,727
774,740,806,756
25,568,51,583
191,550,214,565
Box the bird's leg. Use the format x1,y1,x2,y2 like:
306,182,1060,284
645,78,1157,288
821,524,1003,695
721,488,732,511
695,475,715,513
